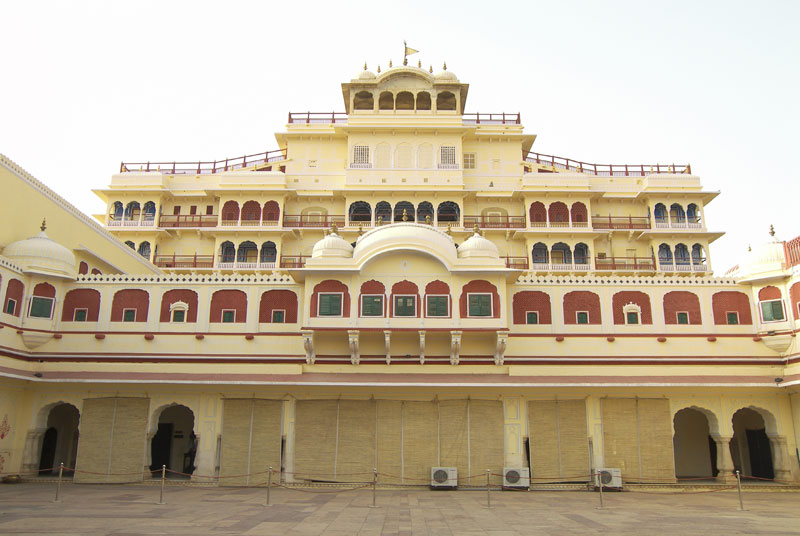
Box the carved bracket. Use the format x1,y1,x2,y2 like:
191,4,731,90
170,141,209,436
419,330,426,365
348,330,360,365
450,331,462,365
494,331,509,366
301,330,315,364
383,330,391,365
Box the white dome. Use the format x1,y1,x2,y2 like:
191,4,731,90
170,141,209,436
357,69,376,80
4,226,76,279
311,230,354,258
353,222,458,267
434,70,458,81
457,227,499,259
734,227,787,280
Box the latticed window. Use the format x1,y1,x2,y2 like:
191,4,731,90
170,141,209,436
463,152,476,169
353,145,370,164
726,312,739,325
440,146,457,166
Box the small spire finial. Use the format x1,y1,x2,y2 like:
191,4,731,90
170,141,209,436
429,65,433,73
358,223,364,236
402,208,408,222
389,59,393,68
443,61,447,70
748,244,752,252
473,223,481,236
331,222,338,235
425,214,432,225
446,224,452,235
40,218,47,232
403,57,408,66
377,215,383,225
364,62,367,70
377,65,381,73
417,59,421,68
769,224,775,237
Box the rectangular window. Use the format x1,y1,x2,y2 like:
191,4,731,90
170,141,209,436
526,311,539,324
318,294,342,317
222,310,235,323
352,145,370,165
73,309,88,322
272,310,285,323
29,297,54,319
206,205,214,215
308,160,317,168
173,206,181,215
726,311,739,325
426,295,449,317
463,152,476,169
676,312,689,325
468,294,492,317
190,205,197,215
361,295,384,317
172,309,185,323
440,146,457,166
760,300,785,322
394,296,416,317
5,298,17,315
626,311,639,325
576,311,589,324
122,308,136,322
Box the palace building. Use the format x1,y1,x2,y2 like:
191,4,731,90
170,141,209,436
0,59,799,488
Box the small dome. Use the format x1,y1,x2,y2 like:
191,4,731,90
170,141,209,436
4,223,76,279
357,70,376,80
311,228,354,258
457,227,499,259
735,226,786,279
434,63,458,81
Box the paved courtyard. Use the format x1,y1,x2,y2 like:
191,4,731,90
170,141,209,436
0,482,799,535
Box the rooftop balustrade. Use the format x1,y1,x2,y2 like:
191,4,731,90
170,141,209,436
594,256,656,271
530,262,591,272
463,112,521,125
288,112,348,124
591,216,651,230
153,254,214,269
119,148,287,175
107,217,156,228
526,152,690,177
503,256,529,269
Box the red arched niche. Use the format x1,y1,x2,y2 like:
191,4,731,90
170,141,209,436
259,290,298,323
78,261,89,275
712,291,752,325
241,200,261,222
209,290,247,323
459,280,500,318
160,289,198,322
310,280,350,317
790,282,800,320
4,279,24,316
529,202,546,224
33,282,56,298
359,280,386,316
758,286,781,301
390,280,420,318
512,291,551,324
663,291,702,325
570,202,587,224
563,290,601,324
221,200,239,222
612,291,652,324
62,289,101,321
111,289,149,322
263,201,280,223
424,280,451,317
548,202,569,224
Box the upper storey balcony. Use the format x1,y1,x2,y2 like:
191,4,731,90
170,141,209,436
118,148,287,175
525,152,691,177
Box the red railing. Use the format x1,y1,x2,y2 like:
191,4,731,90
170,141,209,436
504,256,529,269
595,256,656,271
463,112,521,125
591,216,651,230
785,236,800,269
526,152,690,177
154,255,214,269
463,215,526,229
159,215,218,228
279,255,309,268
288,112,348,124
120,148,286,175
282,215,346,228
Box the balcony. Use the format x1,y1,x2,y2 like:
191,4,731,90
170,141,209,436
530,262,591,273
107,217,156,228
594,256,656,271
659,260,708,273
591,216,651,230
437,163,460,170
279,255,308,268
219,218,281,228
349,163,372,169
288,112,347,124
528,221,590,229
503,256,529,269
283,215,345,228
159,215,218,228
653,218,703,230
464,215,526,229
463,112,521,125
120,148,286,175
525,152,690,177
154,255,214,269
217,258,277,270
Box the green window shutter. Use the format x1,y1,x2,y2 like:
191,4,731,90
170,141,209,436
726,312,739,325
761,301,784,322
576,312,588,324
319,294,342,316
74,309,87,322
272,310,285,323
427,296,448,317
172,310,185,323
29,297,53,318
5,299,15,314
395,296,415,316
123,309,136,322
469,294,491,317
362,296,383,316
526,311,538,324
222,310,235,323
677,312,689,325
626,311,639,324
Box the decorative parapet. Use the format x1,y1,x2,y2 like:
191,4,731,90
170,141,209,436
515,274,739,286
75,272,298,285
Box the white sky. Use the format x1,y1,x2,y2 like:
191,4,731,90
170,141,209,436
1,0,797,273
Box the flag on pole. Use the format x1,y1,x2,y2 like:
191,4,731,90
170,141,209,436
405,44,419,56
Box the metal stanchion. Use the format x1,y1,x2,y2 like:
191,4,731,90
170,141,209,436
484,469,492,509
264,466,273,507
597,472,605,509
158,465,166,505
369,467,379,508
53,463,64,503
736,470,744,510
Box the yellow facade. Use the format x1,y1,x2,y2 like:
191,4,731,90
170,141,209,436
0,61,799,487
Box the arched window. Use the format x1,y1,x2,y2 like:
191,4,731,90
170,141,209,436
378,91,394,110
675,244,690,265
570,202,587,224
436,91,456,111
221,201,239,223
692,244,705,264
124,201,140,221
62,288,101,322
654,203,667,222
416,91,431,110
237,241,257,263
670,203,686,223
111,289,149,322
160,289,198,323
137,241,151,258
529,202,546,226
241,201,261,223
417,143,433,169
548,202,569,225
29,282,56,319
396,91,414,110
375,201,392,224
124,240,135,249
220,241,236,263
687,203,699,223
142,201,156,221
348,201,371,222
260,241,277,263
111,201,123,220
263,200,280,223
210,290,247,323
394,201,415,222
532,242,548,265
574,243,589,265
395,143,413,168
259,289,298,323
417,201,434,223
437,201,460,223
551,242,572,265
353,91,374,110
375,143,391,168
658,243,673,264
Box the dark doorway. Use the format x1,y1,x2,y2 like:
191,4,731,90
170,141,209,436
746,429,774,479
708,436,718,476
38,427,57,474
150,423,173,471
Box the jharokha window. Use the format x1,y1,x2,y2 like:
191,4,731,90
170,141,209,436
426,295,449,317
361,295,384,317
760,299,785,322
394,295,415,317
318,293,343,317
468,294,492,317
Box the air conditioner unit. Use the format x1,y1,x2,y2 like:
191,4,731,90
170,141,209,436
430,467,458,489
594,468,622,489
502,467,530,489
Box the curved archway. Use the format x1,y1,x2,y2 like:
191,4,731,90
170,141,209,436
396,91,414,110
263,200,280,223
260,241,277,264
137,241,151,259
532,242,548,265
378,91,394,110
375,201,392,224
436,91,456,111
529,202,546,226
574,243,589,265
658,243,673,264
570,202,587,225
124,201,140,221
654,203,667,222
673,407,718,478
437,201,460,223
220,241,235,263
236,241,258,263
149,404,196,476
142,201,156,221
416,91,431,110
548,202,569,226
353,90,374,110
550,242,572,265
38,403,80,476
394,201,415,222
111,201,123,220
675,243,690,265
730,407,775,479
221,201,239,224
241,200,261,224
417,201,434,223
348,201,371,222
670,203,686,223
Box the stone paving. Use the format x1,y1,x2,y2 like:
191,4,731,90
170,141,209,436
0,482,799,535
